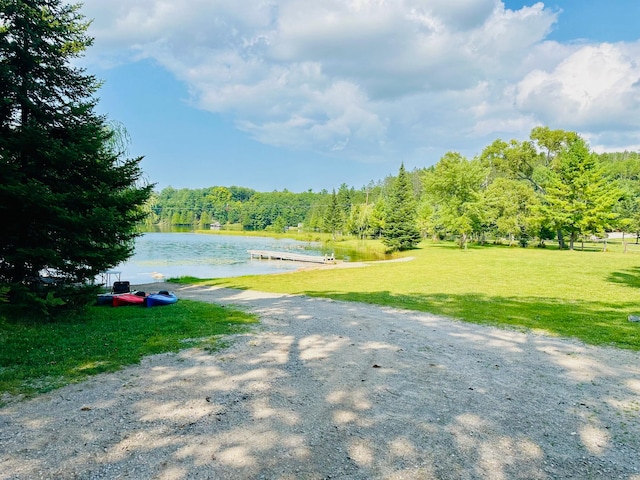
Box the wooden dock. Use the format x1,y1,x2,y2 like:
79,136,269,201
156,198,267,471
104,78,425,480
248,250,335,264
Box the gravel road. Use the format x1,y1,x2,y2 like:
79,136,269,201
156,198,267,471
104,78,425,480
1,283,640,479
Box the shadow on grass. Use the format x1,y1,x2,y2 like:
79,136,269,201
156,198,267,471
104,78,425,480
297,290,640,350
608,267,640,289
174,277,640,350
0,300,256,399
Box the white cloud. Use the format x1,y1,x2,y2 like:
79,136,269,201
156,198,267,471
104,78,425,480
515,42,640,130
77,0,640,162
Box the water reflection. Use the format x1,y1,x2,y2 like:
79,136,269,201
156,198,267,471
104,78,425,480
110,233,324,284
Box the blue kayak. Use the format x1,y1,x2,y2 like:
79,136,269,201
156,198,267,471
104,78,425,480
144,291,178,307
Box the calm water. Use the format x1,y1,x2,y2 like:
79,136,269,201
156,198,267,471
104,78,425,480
106,233,324,284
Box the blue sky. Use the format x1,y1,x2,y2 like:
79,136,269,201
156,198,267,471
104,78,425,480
78,0,640,193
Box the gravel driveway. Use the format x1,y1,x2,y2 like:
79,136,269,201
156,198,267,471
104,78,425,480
1,283,640,479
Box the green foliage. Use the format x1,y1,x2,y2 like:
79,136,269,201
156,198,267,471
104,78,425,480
543,137,621,249
530,126,578,164
602,152,640,235
347,203,374,239
382,164,421,251
154,186,327,231
0,299,256,399
0,285,9,304
323,189,343,239
479,138,541,189
483,178,541,246
422,152,488,247
0,0,152,313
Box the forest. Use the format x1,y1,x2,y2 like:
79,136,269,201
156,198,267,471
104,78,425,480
146,127,640,250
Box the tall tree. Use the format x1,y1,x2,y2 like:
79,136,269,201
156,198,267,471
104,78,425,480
483,178,541,246
0,0,152,308
530,126,578,165
422,152,487,248
601,152,640,240
382,164,421,251
479,138,543,190
542,137,620,249
323,189,342,240
347,203,374,239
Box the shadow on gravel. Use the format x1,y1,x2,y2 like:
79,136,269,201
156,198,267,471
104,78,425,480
1,289,640,479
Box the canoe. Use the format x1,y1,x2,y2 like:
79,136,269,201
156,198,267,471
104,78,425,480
112,292,146,307
144,291,178,307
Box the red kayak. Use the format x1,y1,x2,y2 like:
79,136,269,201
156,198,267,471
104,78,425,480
112,293,146,307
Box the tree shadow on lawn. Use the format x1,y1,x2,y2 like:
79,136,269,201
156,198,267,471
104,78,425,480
608,267,640,289
299,290,640,350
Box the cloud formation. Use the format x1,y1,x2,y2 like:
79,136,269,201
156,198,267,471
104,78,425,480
80,0,640,161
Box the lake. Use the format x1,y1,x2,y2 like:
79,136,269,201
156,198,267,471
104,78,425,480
104,232,325,285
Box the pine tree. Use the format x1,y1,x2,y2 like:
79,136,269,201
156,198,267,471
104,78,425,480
382,164,421,251
0,1,152,309
323,189,342,240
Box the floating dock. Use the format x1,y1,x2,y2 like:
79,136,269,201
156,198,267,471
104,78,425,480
248,250,335,264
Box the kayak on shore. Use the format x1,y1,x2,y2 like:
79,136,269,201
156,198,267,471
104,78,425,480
144,291,178,307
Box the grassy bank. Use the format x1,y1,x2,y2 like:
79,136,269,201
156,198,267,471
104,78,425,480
185,240,640,350
0,300,256,402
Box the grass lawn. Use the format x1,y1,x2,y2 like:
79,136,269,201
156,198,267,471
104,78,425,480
186,240,640,350
0,300,256,402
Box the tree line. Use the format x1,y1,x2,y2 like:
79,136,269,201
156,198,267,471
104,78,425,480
148,127,640,251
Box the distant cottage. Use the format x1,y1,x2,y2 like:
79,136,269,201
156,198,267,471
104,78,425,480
210,221,221,231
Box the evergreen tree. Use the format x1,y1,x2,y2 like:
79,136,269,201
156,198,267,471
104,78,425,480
323,189,342,240
382,164,421,251
543,137,620,249
0,1,152,309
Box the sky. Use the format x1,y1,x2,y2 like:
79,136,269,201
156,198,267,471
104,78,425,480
76,0,640,193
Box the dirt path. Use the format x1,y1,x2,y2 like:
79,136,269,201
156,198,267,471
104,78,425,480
1,284,640,479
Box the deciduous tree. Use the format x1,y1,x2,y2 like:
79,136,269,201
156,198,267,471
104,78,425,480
422,153,487,248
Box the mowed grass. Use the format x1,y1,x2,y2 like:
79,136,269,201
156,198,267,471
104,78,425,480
192,240,640,350
0,300,256,401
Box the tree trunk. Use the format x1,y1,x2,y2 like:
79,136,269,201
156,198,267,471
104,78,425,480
460,233,468,249
569,232,577,250
557,229,565,250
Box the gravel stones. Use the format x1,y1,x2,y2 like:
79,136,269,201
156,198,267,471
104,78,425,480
1,283,639,479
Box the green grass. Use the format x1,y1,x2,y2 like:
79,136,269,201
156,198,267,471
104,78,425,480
0,300,256,401
186,240,640,350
